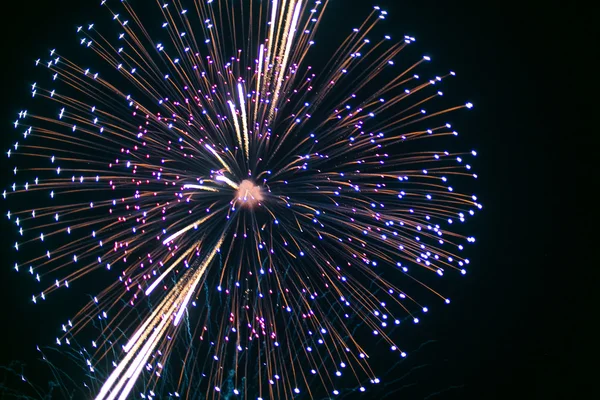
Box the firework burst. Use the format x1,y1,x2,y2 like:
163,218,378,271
5,0,481,398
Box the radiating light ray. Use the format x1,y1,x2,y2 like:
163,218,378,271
237,83,250,159
227,100,244,158
215,174,240,190
182,184,218,192
269,0,303,119
204,144,232,173
145,245,197,296
254,43,265,124
161,213,219,245
173,236,224,326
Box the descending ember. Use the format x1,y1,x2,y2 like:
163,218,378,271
5,0,481,399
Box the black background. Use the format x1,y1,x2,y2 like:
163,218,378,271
0,0,587,399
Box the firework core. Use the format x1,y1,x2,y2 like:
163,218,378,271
237,180,263,206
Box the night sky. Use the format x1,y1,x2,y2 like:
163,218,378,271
0,1,584,399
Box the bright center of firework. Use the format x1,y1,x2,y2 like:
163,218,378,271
237,180,263,206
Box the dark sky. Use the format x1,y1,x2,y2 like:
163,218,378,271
0,0,585,399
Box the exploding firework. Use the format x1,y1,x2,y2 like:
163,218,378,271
5,0,481,398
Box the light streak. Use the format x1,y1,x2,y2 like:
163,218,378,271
215,174,240,190
237,83,250,159
182,184,218,192
204,144,232,173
